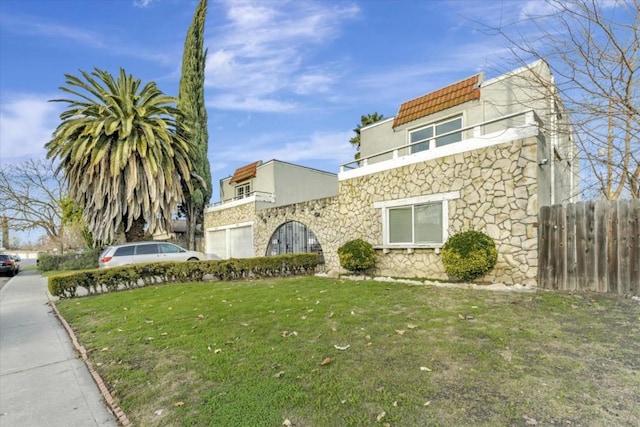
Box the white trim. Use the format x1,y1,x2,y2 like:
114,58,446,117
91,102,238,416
360,116,395,131
339,125,538,181
373,191,460,209
375,191,460,247
205,192,276,213
481,60,544,87
206,220,254,232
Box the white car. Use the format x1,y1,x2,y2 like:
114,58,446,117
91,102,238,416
99,242,205,268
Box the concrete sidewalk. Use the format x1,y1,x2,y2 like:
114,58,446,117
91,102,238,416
0,271,116,427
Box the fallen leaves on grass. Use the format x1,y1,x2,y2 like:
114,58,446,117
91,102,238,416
274,371,285,378
334,344,350,350
320,357,335,366
174,401,184,407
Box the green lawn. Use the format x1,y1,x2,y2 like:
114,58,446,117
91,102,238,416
55,276,640,426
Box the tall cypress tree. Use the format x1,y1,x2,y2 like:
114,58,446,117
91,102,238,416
178,0,211,250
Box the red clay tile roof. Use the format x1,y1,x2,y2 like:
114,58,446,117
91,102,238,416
392,74,482,128
230,161,261,183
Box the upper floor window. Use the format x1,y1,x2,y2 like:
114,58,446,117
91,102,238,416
236,182,251,199
410,115,463,154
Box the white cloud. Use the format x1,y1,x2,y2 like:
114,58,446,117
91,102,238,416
133,0,155,8
204,0,360,112
0,12,177,67
213,129,355,168
0,13,107,48
0,93,59,166
207,94,298,113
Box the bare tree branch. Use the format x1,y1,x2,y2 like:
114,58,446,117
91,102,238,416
0,159,66,243
480,0,639,199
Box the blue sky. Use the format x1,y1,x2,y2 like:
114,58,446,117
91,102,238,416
0,0,547,205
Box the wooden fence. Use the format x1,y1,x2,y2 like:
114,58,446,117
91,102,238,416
538,200,640,294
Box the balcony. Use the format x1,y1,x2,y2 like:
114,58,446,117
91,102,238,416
339,110,541,181
206,191,276,212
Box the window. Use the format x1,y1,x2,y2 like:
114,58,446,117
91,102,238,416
159,243,183,254
410,116,463,153
114,245,135,257
374,191,460,247
388,202,443,244
135,244,158,255
236,182,251,199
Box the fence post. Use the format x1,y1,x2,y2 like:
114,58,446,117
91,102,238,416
538,205,551,289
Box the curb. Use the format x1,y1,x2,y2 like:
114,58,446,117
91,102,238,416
49,301,132,427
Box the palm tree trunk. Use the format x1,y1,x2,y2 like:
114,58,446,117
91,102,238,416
125,216,146,242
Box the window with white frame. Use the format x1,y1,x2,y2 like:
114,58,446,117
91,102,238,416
388,202,443,244
374,191,460,246
235,182,251,199
410,115,463,153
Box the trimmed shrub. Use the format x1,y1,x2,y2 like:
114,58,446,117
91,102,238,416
441,230,497,281
38,248,103,272
338,239,375,274
47,253,319,298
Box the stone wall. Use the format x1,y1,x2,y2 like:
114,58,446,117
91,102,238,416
253,197,340,268
204,136,540,286
204,202,255,229
334,136,539,286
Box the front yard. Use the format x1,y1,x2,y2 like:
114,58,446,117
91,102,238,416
55,276,640,426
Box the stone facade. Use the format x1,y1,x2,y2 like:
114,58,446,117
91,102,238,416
334,136,539,286
253,197,340,269
204,202,255,230
204,136,540,286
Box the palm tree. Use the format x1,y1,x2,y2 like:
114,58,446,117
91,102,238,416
46,67,192,243
349,112,384,160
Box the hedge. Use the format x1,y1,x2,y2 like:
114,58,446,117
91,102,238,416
48,253,319,298
38,248,103,272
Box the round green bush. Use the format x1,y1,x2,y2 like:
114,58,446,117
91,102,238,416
338,239,376,274
441,230,497,281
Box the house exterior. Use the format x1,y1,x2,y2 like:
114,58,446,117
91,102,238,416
204,61,579,286
204,160,338,260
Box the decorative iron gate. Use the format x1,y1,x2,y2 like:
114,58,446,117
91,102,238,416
266,221,324,264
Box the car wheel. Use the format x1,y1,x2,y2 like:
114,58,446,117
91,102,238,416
187,257,199,261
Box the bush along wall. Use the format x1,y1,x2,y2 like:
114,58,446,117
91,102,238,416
337,239,376,274
48,253,319,298
441,230,497,282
